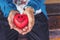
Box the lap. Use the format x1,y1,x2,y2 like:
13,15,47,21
0,20,18,40
26,13,49,40
0,12,49,40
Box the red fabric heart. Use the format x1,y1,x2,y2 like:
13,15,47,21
13,13,28,29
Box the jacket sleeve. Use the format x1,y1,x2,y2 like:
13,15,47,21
26,0,45,11
0,0,17,17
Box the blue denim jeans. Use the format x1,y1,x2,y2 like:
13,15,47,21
0,12,49,40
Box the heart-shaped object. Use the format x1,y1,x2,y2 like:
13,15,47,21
13,13,28,29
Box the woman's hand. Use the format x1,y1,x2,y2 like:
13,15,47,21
12,7,35,35
7,7,35,35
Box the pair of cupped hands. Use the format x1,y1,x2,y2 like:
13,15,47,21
7,7,35,35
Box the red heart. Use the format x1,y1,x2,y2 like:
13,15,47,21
13,13,28,29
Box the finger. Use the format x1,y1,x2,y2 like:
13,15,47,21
23,20,34,35
9,22,14,29
22,28,31,35
8,19,14,29
22,26,28,32
22,25,32,35
13,27,23,34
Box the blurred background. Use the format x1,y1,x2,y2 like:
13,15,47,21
45,0,60,40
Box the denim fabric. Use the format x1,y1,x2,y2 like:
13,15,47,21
26,12,49,40
0,12,49,40
0,18,18,40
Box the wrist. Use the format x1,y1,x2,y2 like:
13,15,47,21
7,10,19,20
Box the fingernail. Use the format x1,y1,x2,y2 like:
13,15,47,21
23,29,26,32
25,27,28,29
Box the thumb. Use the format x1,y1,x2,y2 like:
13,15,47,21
8,18,14,29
